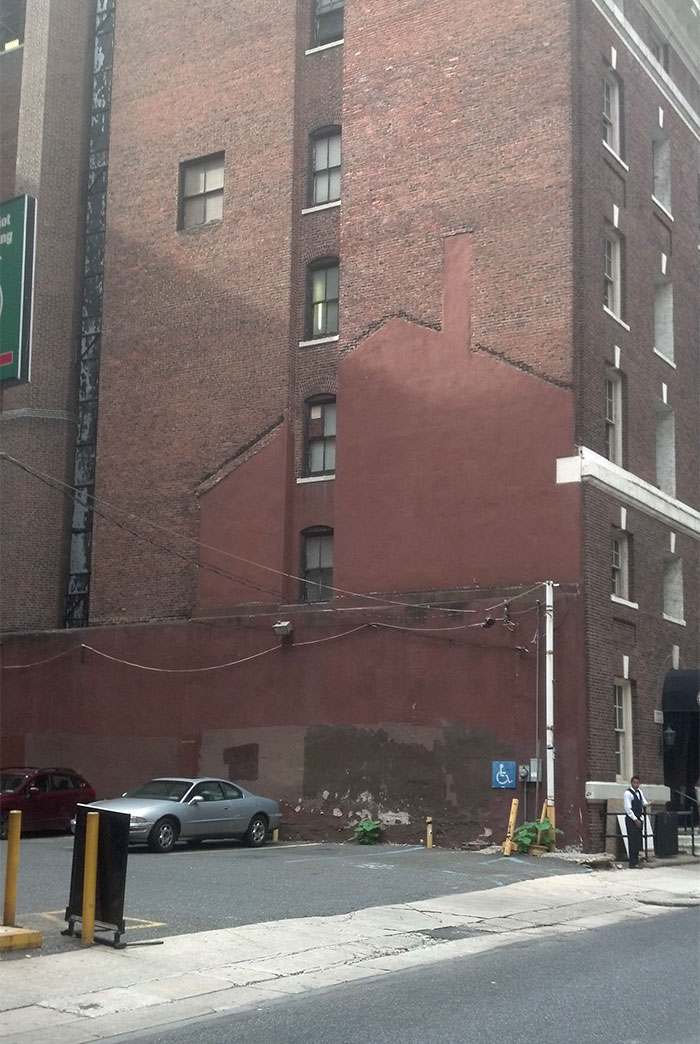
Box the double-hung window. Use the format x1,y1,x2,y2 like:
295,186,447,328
604,231,622,318
312,0,343,47
305,397,336,475
301,528,334,602
604,370,623,465
180,153,224,229
611,529,631,601
614,679,632,781
310,129,341,206
308,260,339,339
602,71,621,156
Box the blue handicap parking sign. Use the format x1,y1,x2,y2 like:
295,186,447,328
492,761,517,789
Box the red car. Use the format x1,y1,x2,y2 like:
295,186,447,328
0,767,96,838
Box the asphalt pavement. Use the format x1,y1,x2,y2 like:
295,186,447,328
0,842,698,1044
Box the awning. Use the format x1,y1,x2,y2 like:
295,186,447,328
662,669,700,714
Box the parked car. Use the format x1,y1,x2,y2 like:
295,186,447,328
0,767,96,839
76,776,283,853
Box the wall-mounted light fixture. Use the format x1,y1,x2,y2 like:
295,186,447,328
272,620,294,638
662,724,676,749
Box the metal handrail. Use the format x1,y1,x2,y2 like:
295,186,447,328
603,810,696,857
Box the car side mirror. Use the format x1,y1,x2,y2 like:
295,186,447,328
28,786,39,796
189,795,203,804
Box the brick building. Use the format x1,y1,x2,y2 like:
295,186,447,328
1,0,698,849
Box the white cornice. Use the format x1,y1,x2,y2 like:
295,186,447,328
557,447,700,538
590,0,700,140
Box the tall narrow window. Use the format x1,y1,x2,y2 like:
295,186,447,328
604,231,622,318
653,277,674,362
655,402,676,497
307,260,339,339
305,396,336,475
310,129,341,206
614,679,633,782
179,153,224,229
312,0,343,46
602,70,621,155
611,528,631,601
663,554,684,622
301,528,333,602
605,370,623,465
652,131,671,210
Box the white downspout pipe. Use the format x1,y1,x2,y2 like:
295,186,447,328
545,580,556,813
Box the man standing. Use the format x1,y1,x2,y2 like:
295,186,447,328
623,775,650,868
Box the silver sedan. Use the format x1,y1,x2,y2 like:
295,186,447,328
79,777,282,853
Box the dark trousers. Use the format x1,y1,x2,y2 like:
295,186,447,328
626,816,643,867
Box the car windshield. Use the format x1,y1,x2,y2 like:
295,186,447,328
0,772,31,793
123,780,191,802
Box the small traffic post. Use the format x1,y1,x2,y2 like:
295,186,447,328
1,810,42,952
426,816,434,849
81,811,100,945
502,798,519,856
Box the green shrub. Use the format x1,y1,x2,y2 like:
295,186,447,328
513,818,562,853
351,817,383,845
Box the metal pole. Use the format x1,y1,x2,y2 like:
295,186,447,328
81,811,100,945
3,811,22,926
545,581,556,816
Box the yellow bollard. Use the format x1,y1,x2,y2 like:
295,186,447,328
426,816,434,849
3,810,22,926
272,828,279,843
81,811,100,945
502,798,520,856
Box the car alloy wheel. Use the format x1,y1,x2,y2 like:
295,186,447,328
147,817,178,853
245,814,268,847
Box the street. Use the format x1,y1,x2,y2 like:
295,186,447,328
105,908,700,1044
2,834,591,956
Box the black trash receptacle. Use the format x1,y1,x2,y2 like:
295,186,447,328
654,811,679,857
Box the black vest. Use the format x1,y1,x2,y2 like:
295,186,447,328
627,788,643,818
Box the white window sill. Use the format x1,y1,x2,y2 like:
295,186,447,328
602,140,629,171
662,614,686,626
653,348,676,368
296,474,335,485
603,306,630,331
301,200,341,216
611,594,639,610
651,196,674,221
298,335,339,348
305,39,344,56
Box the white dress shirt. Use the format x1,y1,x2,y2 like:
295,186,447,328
623,786,649,820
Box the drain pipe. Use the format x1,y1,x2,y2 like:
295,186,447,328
544,580,556,822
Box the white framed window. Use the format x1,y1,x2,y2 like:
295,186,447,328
307,259,339,339
663,555,684,622
604,231,622,318
304,396,336,476
605,370,623,465
654,402,676,497
653,277,674,362
312,0,343,47
652,132,671,210
179,153,224,230
614,679,633,782
602,71,621,155
611,528,631,600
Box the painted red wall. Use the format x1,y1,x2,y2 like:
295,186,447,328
335,236,581,594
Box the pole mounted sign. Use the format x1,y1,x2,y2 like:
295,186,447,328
0,195,37,385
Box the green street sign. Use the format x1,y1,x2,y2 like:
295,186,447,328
0,195,36,385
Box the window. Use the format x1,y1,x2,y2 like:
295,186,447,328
0,0,25,50
649,33,669,70
611,528,631,600
301,527,333,602
652,132,671,209
602,70,621,155
614,679,633,782
310,129,341,206
603,230,622,318
179,153,224,230
654,402,676,497
312,0,343,46
663,555,684,621
604,370,623,465
307,260,339,338
653,277,674,362
305,396,336,475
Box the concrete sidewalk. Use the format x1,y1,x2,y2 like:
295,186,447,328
0,863,698,1044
